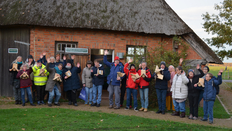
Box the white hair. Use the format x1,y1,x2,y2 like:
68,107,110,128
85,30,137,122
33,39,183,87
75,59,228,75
20,63,29,70
169,65,175,69
141,62,147,65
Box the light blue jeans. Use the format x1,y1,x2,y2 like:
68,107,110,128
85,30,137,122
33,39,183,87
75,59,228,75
21,87,33,104
173,100,186,112
48,85,61,104
139,88,149,108
92,84,102,104
203,100,214,122
85,87,93,104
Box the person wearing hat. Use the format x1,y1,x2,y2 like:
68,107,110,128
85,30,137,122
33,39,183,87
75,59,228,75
137,62,152,112
9,56,24,105
103,50,124,109
91,59,105,107
124,59,140,111
186,64,204,120
155,61,171,114
62,59,81,106
32,59,49,105
82,60,93,105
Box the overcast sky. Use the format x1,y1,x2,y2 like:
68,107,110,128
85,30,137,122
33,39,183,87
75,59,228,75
165,0,232,63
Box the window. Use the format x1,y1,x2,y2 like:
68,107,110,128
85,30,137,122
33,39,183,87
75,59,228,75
56,42,78,59
126,46,146,63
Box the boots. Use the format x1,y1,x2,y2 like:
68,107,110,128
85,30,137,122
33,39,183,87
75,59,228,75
171,111,180,116
180,112,185,118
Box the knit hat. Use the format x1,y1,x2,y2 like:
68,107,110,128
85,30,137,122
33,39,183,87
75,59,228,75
114,56,120,61
67,59,72,64
188,69,194,74
204,66,210,72
37,59,42,63
160,61,166,66
28,55,33,59
130,64,135,69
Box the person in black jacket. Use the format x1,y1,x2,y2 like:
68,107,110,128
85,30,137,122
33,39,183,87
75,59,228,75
9,56,24,105
91,59,105,107
155,61,171,114
187,64,204,120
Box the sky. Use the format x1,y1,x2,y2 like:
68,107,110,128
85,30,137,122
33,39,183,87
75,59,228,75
165,0,232,63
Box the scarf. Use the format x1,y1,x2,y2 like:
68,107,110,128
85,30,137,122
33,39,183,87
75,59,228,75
17,62,23,64
130,69,136,73
55,66,62,75
66,66,71,69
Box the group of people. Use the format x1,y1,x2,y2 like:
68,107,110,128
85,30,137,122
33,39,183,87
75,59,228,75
9,50,223,124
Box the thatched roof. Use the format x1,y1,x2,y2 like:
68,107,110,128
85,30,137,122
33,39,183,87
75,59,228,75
0,0,192,35
0,0,223,64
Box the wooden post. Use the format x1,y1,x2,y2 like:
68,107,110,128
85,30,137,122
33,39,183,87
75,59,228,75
228,69,230,79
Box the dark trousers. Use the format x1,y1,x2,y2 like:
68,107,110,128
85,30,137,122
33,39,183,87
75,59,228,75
120,80,132,106
156,89,167,111
188,93,199,117
36,85,45,102
67,90,77,104
32,82,36,102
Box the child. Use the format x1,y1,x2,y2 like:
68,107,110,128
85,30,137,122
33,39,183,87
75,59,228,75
16,63,36,106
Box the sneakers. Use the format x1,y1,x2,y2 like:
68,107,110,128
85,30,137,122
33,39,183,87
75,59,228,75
91,103,97,107
48,103,52,107
68,101,72,105
156,110,162,114
180,112,185,118
139,108,144,111
54,103,60,106
134,107,138,112
209,121,213,124
161,111,165,114
96,104,100,107
109,105,113,109
74,103,78,106
114,106,120,109
37,101,41,105
201,118,208,121
22,103,25,106
193,116,198,120
125,106,129,110
30,103,36,106
171,111,180,116
188,114,193,119
144,108,148,112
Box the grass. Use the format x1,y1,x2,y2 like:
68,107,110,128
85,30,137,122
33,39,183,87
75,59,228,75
224,82,232,91
0,108,229,131
208,66,232,80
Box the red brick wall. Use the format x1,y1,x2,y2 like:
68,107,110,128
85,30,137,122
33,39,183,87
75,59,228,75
30,26,202,62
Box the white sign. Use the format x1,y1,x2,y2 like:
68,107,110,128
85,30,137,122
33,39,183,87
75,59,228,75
8,48,18,54
65,48,88,54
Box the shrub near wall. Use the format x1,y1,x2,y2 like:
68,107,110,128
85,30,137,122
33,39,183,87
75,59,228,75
128,36,189,108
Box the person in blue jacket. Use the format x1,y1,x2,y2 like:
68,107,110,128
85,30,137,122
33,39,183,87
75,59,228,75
62,59,81,106
154,61,171,114
103,50,124,109
198,70,223,124
91,59,105,107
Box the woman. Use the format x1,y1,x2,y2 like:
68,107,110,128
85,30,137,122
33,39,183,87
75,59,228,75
166,65,175,111
9,56,24,104
62,59,81,106
16,63,36,106
171,66,189,118
82,61,93,105
124,59,140,111
187,64,204,120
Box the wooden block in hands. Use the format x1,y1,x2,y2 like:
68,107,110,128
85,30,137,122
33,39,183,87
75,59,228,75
117,72,125,78
65,70,72,78
157,74,164,80
131,73,140,82
53,73,62,82
197,78,205,87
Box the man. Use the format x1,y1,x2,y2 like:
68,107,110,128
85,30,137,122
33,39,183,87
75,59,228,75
155,61,171,114
91,59,105,107
103,50,124,109
137,62,152,112
45,58,62,107
32,60,49,105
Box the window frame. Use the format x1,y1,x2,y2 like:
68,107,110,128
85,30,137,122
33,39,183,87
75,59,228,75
126,45,146,62
55,41,78,60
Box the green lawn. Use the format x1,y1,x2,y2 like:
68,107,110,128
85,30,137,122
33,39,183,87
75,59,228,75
0,108,229,131
208,66,232,80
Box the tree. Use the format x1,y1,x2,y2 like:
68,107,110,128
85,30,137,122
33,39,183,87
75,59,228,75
202,0,232,60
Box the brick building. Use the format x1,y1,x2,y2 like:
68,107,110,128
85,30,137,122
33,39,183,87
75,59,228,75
0,0,222,96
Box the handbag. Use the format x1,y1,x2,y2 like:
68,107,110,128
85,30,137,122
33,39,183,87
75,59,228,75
79,87,86,101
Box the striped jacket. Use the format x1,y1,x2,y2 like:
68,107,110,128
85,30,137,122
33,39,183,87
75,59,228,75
32,64,49,86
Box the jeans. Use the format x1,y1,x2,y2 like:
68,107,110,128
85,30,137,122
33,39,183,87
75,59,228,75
92,84,102,104
107,83,121,107
203,100,214,122
21,87,33,104
173,100,186,112
126,88,138,108
198,90,204,105
156,89,167,111
85,87,93,104
139,88,149,108
48,85,61,104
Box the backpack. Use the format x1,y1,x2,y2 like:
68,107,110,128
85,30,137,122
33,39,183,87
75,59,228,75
212,81,220,95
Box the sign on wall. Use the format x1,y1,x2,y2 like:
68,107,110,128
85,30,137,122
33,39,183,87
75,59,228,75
65,48,88,54
8,48,18,54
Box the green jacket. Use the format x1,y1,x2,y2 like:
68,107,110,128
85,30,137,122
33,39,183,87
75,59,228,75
32,64,49,86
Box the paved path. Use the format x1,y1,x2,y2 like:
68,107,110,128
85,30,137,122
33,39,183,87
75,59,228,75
223,80,232,83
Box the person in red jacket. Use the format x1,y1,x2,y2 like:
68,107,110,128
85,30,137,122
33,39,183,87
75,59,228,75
137,62,152,112
124,59,140,111
16,63,36,106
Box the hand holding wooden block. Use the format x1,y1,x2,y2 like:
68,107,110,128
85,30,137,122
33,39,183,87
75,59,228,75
131,73,140,82
197,78,205,87
65,70,72,78
53,73,62,82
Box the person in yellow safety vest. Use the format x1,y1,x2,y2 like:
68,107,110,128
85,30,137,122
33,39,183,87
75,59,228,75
33,59,49,105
